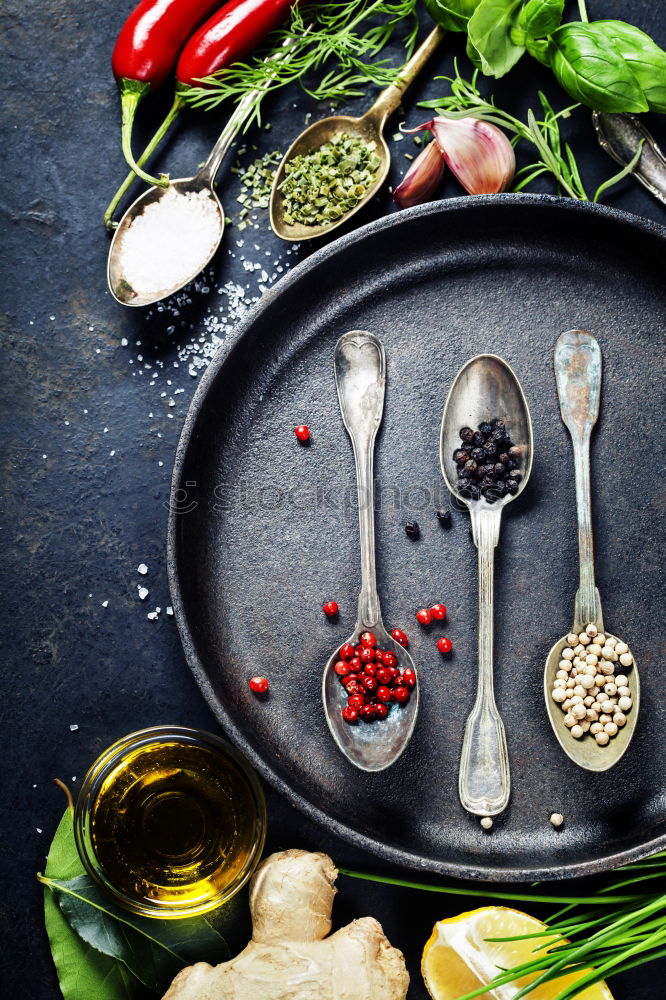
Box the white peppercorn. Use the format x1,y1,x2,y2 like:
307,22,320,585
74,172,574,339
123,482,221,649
571,703,586,720
618,696,632,712
604,722,618,736
588,643,602,656
615,674,628,687
480,816,493,830
590,722,603,734
562,647,574,661
550,812,564,827
585,624,598,637
604,683,617,696
552,688,567,703
595,731,610,746
571,725,584,738
579,632,591,645
599,714,612,724
606,635,617,647
567,634,578,646
613,712,627,727
615,641,628,655
556,669,569,680
564,713,576,728
617,686,630,698
619,652,633,667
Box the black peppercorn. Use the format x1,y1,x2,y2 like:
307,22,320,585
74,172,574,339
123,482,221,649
479,422,492,436
498,452,509,465
506,480,519,494
468,484,481,500
436,508,452,527
471,447,486,462
494,462,506,476
459,427,474,443
506,458,518,471
453,448,470,465
508,445,521,460
496,482,508,497
472,431,485,447
492,418,506,431
511,471,523,483
405,520,420,538
483,440,497,457
464,459,478,473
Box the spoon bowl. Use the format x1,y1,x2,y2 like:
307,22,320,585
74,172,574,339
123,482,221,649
323,625,419,772
108,178,224,307
440,354,533,817
270,27,443,242
544,633,640,772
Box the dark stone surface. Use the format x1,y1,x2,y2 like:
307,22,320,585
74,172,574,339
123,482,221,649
1,1,664,998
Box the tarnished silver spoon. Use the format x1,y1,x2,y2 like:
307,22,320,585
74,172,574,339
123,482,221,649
322,331,419,771
544,330,639,771
440,356,533,817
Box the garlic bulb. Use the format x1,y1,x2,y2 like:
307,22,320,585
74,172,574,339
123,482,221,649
393,140,446,208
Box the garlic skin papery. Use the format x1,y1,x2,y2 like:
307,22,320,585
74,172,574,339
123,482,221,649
431,116,515,194
399,116,515,203
393,139,447,208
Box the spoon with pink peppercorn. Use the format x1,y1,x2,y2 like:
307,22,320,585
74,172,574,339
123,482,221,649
323,331,419,771
545,330,639,771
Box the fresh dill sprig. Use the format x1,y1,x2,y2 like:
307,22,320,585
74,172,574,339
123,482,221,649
185,0,419,129
419,64,642,203
340,851,666,1000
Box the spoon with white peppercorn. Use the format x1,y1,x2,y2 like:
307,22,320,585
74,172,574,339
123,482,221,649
545,330,639,771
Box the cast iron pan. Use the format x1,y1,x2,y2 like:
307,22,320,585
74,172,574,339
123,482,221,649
168,195,666,881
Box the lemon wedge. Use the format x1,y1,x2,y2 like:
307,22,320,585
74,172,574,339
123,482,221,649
422,906,614,1000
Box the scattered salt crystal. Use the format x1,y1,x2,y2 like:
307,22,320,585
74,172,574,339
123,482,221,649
36,828,42,834
147,611,159,621
115,187,221,297
69,724,79,732
138,586,149,600
166,606,174,616
101,600,108,608
137,563,148,575
121,338,128,346
109,450,115,457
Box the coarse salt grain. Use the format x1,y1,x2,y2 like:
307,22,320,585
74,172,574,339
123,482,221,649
138,586,149,601
137,564,148,575
117,188,221,296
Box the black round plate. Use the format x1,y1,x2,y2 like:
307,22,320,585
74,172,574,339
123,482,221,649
168,195,666,881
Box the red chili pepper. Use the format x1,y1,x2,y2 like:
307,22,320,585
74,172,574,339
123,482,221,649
112,0,226,187
105,0,301,229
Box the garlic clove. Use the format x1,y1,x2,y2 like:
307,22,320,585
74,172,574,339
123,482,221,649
428,116,515,195
393,140,447,209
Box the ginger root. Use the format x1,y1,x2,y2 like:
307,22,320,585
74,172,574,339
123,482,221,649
162,849,409,1000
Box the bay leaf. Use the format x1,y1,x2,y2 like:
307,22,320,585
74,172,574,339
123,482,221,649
42,807,140,1000
43,872,229,992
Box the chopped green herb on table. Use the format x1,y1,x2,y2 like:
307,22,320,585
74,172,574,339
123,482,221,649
278,134,381,226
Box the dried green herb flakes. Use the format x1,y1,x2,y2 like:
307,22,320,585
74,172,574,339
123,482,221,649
279,133,381,226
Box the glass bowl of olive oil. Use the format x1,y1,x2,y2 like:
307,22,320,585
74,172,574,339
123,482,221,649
74,726,266,918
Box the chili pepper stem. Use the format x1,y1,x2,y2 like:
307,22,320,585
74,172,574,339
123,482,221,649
119,78,168,188
104,93,185,231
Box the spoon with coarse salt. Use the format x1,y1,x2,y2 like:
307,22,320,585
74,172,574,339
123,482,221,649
107,39,299,308
544,330,639,771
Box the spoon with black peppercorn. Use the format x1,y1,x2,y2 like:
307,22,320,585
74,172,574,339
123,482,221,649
544,330,639,771
440,355,533,818
322,331,419,771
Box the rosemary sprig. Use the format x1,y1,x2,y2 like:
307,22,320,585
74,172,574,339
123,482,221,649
186,0,419,129
340,850,666,1000
419,65,642,203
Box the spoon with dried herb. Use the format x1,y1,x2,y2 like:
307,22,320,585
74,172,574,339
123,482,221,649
269,25,443,241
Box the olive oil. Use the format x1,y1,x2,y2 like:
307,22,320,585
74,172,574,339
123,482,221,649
87,737,264,913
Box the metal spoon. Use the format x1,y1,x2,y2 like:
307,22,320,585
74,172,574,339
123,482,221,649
107,84,263,307
270,26,444,242
440,356,533,817
323,330,419,771
544,330,639,771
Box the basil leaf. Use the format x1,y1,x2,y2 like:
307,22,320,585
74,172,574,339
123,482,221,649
468,0,525,78
518,0,564,40
42,809,141,1000
548,22,649,113
593,20,666,114
423,0,481,33
43,873,229,993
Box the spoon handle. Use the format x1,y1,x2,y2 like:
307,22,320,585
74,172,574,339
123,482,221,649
554,330,604,632
459,506,510,816
334,331,386,629
197,39,296,186
363,26,444,127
